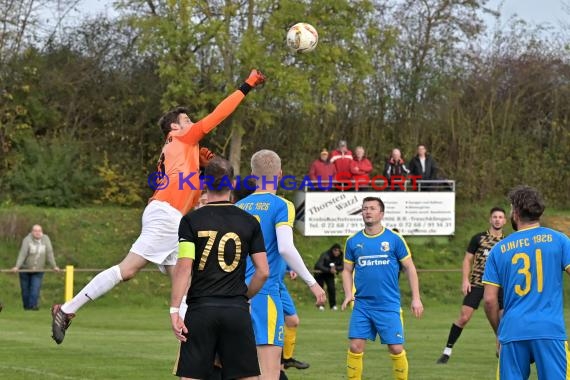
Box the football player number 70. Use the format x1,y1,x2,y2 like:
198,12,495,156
197,231,242,273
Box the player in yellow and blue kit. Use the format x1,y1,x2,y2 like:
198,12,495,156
237,193,288,350
342,197,423,380
236,149,326,380
483,186,570,380
279,267,311,373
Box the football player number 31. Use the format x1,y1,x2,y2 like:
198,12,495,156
198,231,241,272
511,249,543,296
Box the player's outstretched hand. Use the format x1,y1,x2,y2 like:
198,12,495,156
411,299,424,319
341,296,354,311
245,69,266,88
310,283,326,306
170,313,188,342
462,280,471,296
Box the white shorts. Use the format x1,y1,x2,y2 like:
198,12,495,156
130,200,182,266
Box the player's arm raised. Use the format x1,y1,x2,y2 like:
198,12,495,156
179,70,266,145
341,261,355,310
170,237,195,342
276,225,326,306
247,251,269,299
401,257,424,318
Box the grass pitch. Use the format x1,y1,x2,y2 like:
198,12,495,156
1,205,568,379
0,302,549,380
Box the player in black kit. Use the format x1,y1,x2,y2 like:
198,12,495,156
170,156,269,380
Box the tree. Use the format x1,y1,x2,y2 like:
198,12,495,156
116,0,382,173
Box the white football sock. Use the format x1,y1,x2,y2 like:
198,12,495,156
443,347,452,356
61,265,123,314
178,295,188,319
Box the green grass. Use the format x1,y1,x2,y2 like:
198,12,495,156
0,202,526,306
1,204,569,379
0,301,554,380
2,203,568,299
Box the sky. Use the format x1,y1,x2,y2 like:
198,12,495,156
485,0,567,28
47,0,568,30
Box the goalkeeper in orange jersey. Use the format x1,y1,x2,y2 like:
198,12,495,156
51,69,266,345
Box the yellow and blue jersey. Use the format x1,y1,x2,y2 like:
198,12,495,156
236,192,294,295
483,226,570,343
344,228,411,312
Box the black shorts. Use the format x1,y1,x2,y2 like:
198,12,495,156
462,286,504,310
175,301,259,379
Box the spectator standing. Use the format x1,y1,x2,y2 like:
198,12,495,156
314,243,344,310
11,224,60,310
330,140,353,175
350,146,373,177
383,148,410,188
408,144,438,190
308,149,337,190
350,146,373,190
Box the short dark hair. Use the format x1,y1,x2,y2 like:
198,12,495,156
362,196,384,212
508,185,545,222
489,206,506,216
203,156,234,193
158,106,189,137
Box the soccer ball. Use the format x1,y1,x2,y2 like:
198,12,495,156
286,23,318,53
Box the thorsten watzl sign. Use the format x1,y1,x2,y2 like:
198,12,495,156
294,191,455,236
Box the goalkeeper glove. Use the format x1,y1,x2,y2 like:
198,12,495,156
245,69,266,87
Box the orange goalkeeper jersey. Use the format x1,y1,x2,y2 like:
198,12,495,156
150,90,245,215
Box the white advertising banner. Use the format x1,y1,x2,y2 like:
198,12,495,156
294,191,455,236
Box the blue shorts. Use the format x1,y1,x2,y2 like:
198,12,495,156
499,340,569,379
279,282,297,317
348,307,404,345
250,293,284,347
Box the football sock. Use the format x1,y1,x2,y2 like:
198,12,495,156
390,350,408,380
62,265,123,314
347,350,363,380
496,360,500,379
283,326,297,359
446,323,463,349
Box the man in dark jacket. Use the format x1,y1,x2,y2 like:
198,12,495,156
408,144,438,182
314,243,344,310
383,148,410,191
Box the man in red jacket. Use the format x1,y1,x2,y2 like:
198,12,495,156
350,146,373,191
309,149,336,190
330,140,353,176
350,146,373,177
